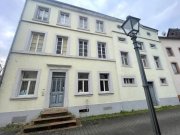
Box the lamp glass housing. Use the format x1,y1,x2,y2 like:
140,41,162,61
121,16,140,37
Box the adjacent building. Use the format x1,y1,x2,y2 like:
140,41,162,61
159,28,180,100
0,0,179,126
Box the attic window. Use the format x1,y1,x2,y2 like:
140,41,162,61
118,37,126,41
147,32,151,36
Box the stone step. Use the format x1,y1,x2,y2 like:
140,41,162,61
41,109,68,118
33,115,73,125
24,119,77,133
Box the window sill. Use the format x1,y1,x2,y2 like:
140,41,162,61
161,84,168,86
32,18,49,24
95,31,106,34
56,23,71,28
77,27,90,31
156,68,163,70
144,67,151,69
98,92,114,95
75,93,93,96
10,96,38,100
139,50,146,52
122,65,132,68
97,57,108,60
122,85,138,87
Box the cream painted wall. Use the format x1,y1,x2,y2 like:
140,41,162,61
0,0,178,114
160,38,180,95
113,32,177,102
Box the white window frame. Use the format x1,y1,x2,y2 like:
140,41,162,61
121,76,137,87
18,71,37,96
58,11,70,26
11,69,41,99
79,16,88,30
29,32,45,53
147,32,151,36
96,20,104,33
120,51,130,66
78,39,88,57
97,42,106,59
75,71,92,96
56,36,68,55
150,44,156,49
98,72,113,94
99,73,109,92
140,54,149,68
137,41,145,51
154,56,162,69
34,6,50,22
166,47,174,56
171,62,180,74
159,77,168,86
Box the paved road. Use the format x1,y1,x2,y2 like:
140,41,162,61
29,108,180,135
1,108,180,135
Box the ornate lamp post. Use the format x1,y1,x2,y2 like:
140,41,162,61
121,16,161,135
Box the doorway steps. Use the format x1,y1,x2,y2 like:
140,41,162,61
23,108,81,133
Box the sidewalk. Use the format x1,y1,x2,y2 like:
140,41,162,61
1,107,180,135
28,107,180,135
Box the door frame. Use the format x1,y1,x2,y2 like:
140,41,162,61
45,68,69,108
147,81,159,105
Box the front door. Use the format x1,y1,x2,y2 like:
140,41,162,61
148,82,158,106
50,72,66,107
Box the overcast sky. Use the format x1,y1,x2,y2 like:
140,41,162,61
0,0,180,65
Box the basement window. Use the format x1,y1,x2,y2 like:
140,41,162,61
160,78,168,86
118,37,126,41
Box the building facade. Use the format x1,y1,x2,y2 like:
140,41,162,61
159,29,180,100
0,0,179,126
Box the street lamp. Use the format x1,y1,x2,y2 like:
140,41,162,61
121,16,161,135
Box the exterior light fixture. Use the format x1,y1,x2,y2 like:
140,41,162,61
121,16,140,37
121,15,161,135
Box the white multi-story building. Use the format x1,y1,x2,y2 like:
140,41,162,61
159,28,180,100
0,0,179,126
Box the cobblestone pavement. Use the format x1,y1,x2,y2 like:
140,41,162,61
1,108,180,135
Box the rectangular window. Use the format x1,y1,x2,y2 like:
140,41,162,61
137,42,145,51
118,37,126,41
150,44,156,49
171,63,180,74
122,77,136,87
147,32,151,36
59,12,70,26
79,39,88,57
96,20,104,32
79,16,88,29
121,52,129,66
124,78,135,84
29,32,45,52
99,73,109,92
160,78,168,85
56,36,68,55
98,42,106,59
140,54,149,68
166,48,174,56
154,56,162,69
35,6,49,22
78,73,89,93
19,71,38,96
